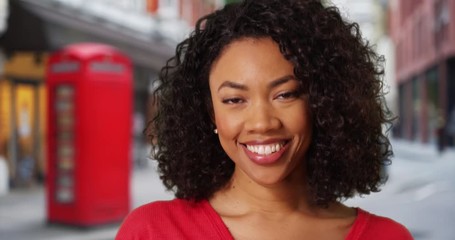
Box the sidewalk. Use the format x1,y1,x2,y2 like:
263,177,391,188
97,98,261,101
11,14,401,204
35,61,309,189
391,138,455,162
0,164,173,240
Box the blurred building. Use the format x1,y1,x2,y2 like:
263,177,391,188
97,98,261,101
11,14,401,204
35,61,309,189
0,0,230,188
388,0,455,148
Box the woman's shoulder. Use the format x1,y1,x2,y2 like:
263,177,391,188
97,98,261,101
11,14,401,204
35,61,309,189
115,199,212,239
125,198,207,222
347,208,414,240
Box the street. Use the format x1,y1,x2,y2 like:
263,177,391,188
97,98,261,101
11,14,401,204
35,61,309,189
0,139,454,240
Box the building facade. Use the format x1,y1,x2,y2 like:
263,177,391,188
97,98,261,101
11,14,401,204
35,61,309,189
389,0,455,148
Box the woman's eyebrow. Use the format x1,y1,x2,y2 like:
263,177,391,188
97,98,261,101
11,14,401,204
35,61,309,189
217,75,296,92
217,81,248,92
268,75,296,89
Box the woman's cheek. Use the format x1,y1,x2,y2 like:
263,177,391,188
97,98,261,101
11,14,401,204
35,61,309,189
217,114,242,139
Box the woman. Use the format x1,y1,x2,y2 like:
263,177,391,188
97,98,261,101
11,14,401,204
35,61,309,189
116,0,413,239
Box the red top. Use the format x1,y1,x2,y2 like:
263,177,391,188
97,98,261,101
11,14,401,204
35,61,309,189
115,199,413,240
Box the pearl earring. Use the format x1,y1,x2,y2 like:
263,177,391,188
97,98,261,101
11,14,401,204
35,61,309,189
214,129,218,134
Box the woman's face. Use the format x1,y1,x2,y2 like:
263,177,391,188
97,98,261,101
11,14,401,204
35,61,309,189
209,38,312,186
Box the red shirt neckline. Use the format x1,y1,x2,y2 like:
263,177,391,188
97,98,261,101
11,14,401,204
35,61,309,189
201,199,367,240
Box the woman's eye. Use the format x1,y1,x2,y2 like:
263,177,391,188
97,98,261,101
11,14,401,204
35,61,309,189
276,91,300,100
222,98,244,104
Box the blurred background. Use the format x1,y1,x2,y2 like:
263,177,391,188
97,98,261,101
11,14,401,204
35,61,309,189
0,0,453,239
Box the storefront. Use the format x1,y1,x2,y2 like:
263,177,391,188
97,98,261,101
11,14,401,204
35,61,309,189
396,61,454,148
0,52,47,186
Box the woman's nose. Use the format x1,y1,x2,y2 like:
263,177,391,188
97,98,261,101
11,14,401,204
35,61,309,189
244,103,281,133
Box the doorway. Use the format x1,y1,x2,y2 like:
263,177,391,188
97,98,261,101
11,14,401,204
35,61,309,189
7,79,44,187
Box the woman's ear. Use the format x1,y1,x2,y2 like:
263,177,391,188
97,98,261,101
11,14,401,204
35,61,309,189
208,107,218,135
210,112,218,135
205,92,216,125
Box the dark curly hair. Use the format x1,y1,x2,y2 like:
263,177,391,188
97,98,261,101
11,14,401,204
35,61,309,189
149,0,393,207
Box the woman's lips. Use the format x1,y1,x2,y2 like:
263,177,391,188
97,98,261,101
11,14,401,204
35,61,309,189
241,141,288,165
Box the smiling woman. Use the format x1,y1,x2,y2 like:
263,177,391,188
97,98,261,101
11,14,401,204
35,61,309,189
116,0,414,239
209,38,312,187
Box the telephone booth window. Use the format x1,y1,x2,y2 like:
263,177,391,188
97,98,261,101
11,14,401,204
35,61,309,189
54,85,75,203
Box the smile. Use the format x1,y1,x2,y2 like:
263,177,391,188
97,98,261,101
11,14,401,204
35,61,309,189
245,142,284,155
241,140,289,165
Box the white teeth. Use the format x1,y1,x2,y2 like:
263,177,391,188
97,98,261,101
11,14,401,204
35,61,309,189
257,146,265,155
265,146,271,155
246,143,283,155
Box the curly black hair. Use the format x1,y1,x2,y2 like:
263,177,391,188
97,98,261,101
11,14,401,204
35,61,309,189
149,0,393,207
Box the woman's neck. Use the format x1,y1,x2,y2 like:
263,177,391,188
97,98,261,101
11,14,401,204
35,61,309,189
211,167,317,218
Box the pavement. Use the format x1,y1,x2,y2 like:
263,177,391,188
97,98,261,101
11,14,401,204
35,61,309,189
0,162,173,240
0,138,454,240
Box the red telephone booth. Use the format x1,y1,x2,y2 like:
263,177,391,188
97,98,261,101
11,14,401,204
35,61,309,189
46,43,132,226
